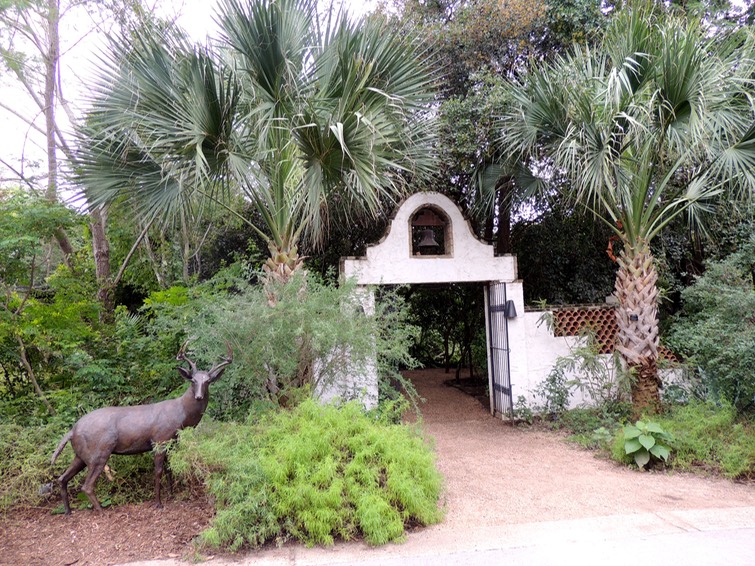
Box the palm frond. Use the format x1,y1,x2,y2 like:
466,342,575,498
494,3,754,253
76,23,242,221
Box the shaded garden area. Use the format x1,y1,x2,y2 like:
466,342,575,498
1,0,754,560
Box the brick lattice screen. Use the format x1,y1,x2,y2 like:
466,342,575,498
553,306,617,354
552,305,677,361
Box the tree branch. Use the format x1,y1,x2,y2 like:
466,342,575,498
16,335,56,416
113,218,156,288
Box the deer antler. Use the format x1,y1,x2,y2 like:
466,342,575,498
176,340,198,374
208,341,233,377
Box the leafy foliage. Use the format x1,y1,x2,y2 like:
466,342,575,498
531,319,632,417
666,238,755,413
170,399,444,549
0,422,66,510
532,366,571,419
142,268,421,420
400,284,485,374
654,402,755,480
621,420,673,469
77,0,438,284
512,204,617,304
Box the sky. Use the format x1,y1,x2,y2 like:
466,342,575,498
173,1,378,39
0,0,378,191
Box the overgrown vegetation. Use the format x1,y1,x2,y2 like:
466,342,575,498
2,4,754,554
654,402,755,480
2,248,426,517
139,269,422,420
170,399,444,549
517,305,754,481
666,237,755,414
523,321,632,423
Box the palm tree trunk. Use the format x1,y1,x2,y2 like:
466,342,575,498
263,242,305,306
614,241,661,414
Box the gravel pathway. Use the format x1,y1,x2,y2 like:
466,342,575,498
407,368,755,531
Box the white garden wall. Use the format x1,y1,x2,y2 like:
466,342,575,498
515,311,600,410
336,192,654,417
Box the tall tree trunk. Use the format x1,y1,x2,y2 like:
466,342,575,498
44,0,74,265
91,206,114,323
614,241,661,415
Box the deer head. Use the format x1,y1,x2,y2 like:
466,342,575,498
176,341,233,400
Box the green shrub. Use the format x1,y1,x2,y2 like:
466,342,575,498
666,238,755,414
532,318,631,420
0,422,65,510
621,420,672,469
656,402,755,479
606,403,755,479
559,407,629,450
170,399,444,549
610,426,630,464
533,365,571,418
144,270,421,420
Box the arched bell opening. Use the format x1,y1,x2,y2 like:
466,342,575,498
410,206,451,257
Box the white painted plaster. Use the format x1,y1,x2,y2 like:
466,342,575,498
339,192,526,416
314,347,379,409
517,311,580,407
341,192,517,285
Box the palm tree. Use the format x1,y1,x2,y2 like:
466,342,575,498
75,0,436,296
496,4,755,412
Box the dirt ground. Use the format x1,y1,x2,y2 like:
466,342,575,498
2,368,754,566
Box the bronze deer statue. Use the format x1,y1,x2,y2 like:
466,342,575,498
51,343,232,514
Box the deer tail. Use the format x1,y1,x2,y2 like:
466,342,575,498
51,430,73,465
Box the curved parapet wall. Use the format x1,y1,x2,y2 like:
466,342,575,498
340,192,518,285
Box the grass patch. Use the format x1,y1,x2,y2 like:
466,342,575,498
1,422,159,512
549,401,753,481
655,402,755,480
547,405,630,451
0,422,65,510
170,399,444,549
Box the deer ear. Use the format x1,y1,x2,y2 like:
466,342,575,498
209,367,227,382
176,366,193,381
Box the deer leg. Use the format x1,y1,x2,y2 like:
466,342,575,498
58,456,86,515
153,450,167,508
164,455,174,496
80,458,108,512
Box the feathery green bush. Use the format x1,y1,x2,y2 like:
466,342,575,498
170,399,444,549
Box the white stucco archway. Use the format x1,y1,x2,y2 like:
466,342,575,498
334,192,527,419
340,192,518,285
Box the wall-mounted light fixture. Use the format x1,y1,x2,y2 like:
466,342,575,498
504,300,517,319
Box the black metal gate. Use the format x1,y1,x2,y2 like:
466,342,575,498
486,282,514,418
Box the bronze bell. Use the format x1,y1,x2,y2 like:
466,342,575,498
418,228,439,248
